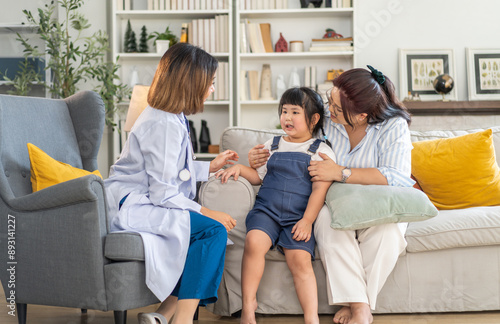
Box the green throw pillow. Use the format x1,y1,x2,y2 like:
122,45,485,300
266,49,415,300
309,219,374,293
326,183,438,230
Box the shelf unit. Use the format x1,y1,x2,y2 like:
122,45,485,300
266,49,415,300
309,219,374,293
0,24,49,97
405,100,500,115
111,1,233,158
235,2,356,129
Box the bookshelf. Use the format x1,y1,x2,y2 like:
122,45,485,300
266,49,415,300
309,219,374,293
235,1,356,129
111,0,233,158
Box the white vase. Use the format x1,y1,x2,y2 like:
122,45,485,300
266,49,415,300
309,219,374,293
129,66,139,88
156,40,170,54
276,74,286,100
288,67,301,88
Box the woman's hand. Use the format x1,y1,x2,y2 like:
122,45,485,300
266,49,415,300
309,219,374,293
291,219,312,242
248,144,269,169
209,150,239,173
308,152,342,182
215,165,242,183
200,206,237,232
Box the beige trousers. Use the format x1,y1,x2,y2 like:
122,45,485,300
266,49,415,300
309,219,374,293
314,205,407,310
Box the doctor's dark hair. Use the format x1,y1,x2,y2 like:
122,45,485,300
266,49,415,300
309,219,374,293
148,43,218,115
332,67,411,127
278,87,331,146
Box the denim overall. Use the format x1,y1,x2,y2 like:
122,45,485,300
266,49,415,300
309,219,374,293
246,136,321,256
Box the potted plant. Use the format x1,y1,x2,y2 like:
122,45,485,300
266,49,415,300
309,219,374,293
148,26,179,54
9,0,129,128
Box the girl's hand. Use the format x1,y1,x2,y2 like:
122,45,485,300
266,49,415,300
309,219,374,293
200,206,237,232
308,152,342,182
215,165,242,183
291,219,312,242
210,150,239,173
248,144,269,169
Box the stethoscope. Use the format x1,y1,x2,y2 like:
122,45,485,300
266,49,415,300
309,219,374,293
179,115,196,182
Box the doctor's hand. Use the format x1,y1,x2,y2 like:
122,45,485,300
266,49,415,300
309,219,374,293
248,144,269,169
209,150,239,173
308,152,341,182
200,206,236,232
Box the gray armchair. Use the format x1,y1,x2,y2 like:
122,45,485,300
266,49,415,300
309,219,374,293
0,91,158,324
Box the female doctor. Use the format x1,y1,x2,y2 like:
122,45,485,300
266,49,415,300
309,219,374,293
105,43,238,324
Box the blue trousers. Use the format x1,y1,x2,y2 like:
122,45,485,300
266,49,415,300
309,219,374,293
171,211,227,306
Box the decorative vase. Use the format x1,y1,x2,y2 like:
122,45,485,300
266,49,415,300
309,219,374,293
129,66,139,88
199,119,211,153
288,67,301,88
188,120,198,153
276,74,286,100
156,40,170,54
260,64,273,100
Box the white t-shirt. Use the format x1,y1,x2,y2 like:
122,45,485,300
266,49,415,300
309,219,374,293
257,136,337,181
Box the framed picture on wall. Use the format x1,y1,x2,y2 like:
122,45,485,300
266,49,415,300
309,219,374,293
466,48,500,100
399,49,457,101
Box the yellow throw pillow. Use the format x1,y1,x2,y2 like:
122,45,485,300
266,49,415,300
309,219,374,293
411,129,500,210
27,143,102,192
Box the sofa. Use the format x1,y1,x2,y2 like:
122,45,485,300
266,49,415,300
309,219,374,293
200,126,500,316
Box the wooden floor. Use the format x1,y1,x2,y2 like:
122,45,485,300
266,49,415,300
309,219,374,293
1,287,499,324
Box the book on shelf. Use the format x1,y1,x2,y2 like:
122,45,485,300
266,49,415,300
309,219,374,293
172,0,177,10
275,0,288,9
124,0,131,10
247,70,260,100
209,19,216,53
240,70,249,101
243,20,273,54
309,46,353,52
117,0,124,11
304,66,317,89
240,22,249,53
259,23,274,53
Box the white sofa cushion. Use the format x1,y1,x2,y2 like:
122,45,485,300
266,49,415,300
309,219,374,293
405,206,500,253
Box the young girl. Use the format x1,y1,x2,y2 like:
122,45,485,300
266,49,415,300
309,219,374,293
216,87,335,324
105,43,238,324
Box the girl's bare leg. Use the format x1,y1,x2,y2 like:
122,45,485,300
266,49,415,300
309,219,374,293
240,230,272,324
284,248,319,324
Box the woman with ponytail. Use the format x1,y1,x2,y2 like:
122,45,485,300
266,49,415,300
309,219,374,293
249,66,415,324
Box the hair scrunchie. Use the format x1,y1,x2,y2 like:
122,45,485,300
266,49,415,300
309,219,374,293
367,65,386,85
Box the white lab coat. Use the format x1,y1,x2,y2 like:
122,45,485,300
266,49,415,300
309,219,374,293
104,106,209,301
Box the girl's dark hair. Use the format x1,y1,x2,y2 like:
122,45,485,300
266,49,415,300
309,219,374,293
148,43,218,115
279,87,331,146
332,68,411,127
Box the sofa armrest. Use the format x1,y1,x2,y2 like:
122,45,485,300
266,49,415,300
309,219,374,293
199,176,255,247
6,174,104,211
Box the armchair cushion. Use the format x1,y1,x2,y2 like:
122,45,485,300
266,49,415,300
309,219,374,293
28,143,102,192
105,232,145,261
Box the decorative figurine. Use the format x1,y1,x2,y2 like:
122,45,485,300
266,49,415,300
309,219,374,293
323,28,344,39
139,25,149,53
275,33,288,52
260,64,273,100
199,119,211,153
300,0,323,8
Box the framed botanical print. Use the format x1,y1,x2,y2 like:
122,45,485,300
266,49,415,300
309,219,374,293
466,48,500,100
399,49,457,101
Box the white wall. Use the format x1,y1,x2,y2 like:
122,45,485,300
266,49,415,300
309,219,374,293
355,0,500,131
